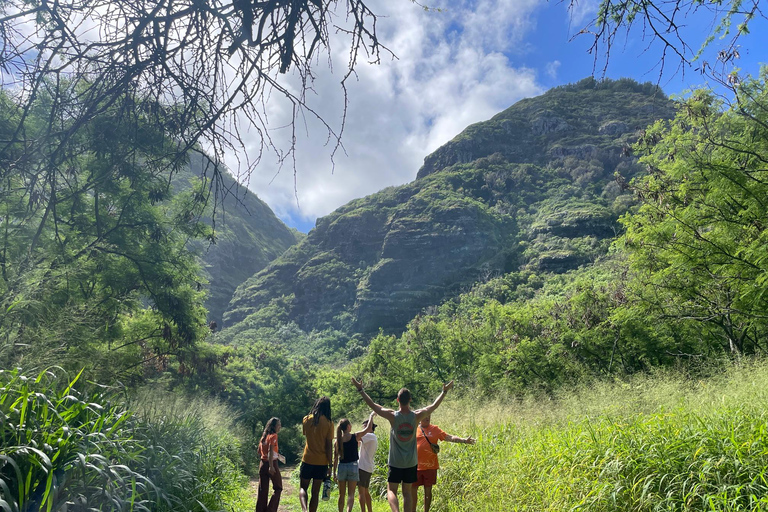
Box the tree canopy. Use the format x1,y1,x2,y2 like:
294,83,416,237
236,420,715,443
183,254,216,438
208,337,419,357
0,0,386,183
620,70,768,355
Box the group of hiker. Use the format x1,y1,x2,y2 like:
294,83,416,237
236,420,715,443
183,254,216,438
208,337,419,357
256,378,475,512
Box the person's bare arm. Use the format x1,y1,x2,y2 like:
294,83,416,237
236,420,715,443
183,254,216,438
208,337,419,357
355,411,377,441
445,434,475,445
351,378,395,422
325,438,333,477
267,440,276,474
332,440,339,481
415,380,454,422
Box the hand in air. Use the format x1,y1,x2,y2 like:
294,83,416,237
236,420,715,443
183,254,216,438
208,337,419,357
443,380,454,393
351,377,363,391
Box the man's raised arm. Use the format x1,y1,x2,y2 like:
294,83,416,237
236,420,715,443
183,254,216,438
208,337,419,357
415,380,454,421
351,377,395,421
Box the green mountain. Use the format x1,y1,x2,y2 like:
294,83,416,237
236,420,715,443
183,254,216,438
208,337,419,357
222,78,675,337
177,154,301,325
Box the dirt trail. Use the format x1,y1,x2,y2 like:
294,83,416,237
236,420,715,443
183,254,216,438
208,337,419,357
249,465,298,512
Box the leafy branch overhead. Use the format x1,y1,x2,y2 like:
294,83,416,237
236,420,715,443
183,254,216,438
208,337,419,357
575,0,764,80
0,0,387,178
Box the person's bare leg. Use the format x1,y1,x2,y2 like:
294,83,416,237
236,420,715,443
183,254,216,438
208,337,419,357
338,479,346,512
365,487,373,512
423,485,433,512
360,487,373,512
346,481,356,512
401,480,415,512
387,482,400,512
358,487,366,512
299,478,311,512
309,478,323,512
409,484,419,512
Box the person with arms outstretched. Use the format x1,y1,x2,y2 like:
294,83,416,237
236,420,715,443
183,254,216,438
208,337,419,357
300,397,333,512
351,377,454,512
410,415,475,512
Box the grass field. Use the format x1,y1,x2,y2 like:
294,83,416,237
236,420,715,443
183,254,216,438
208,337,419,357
277,359,768,511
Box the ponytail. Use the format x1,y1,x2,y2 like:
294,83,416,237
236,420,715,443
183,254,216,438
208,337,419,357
335,418,350,461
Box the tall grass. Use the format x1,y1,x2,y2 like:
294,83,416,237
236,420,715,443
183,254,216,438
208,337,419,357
294,360,768,511
0,367,254,512
433,359,768,511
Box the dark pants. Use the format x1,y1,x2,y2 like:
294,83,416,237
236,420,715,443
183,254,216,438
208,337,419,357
256,459,282,512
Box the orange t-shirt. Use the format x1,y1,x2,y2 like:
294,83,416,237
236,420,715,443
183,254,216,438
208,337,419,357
259,433,278,461
416,424,447,470
302,414,334,465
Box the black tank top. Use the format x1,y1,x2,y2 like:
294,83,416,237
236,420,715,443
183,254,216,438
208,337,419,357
340,436,359,463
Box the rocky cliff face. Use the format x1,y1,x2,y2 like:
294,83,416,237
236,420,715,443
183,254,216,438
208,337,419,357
178,154,300,325
223,78,675,337
417,77,669,179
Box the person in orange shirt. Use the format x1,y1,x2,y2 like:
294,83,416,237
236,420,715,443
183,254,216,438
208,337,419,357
300,396,334,512
410,415,475,512
257,417,286,512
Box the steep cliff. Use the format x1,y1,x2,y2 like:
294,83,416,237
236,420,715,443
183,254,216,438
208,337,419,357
177,154,301,325
223,78,675,337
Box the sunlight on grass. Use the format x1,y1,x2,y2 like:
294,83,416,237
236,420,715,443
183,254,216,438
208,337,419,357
291,359,768,511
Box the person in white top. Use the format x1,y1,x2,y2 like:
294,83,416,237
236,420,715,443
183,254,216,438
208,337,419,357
357,418,378,512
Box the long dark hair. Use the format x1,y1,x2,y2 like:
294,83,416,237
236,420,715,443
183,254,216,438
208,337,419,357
260,417,280,445
310,396,331,425
335,418,350,460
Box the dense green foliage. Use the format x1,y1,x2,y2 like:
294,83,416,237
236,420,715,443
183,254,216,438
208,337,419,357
621,72,768,355
222,79,674,369
0,88,209,380
0,84,298,506
0,368,252,512
6,68,768,511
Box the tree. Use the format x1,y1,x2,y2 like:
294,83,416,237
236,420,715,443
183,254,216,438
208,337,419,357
0,88,210,377
0,0,387,186
620,70,768,355
0,0,388,375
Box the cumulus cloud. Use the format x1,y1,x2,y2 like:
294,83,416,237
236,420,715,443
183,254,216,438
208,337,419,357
227,0,545,228
545,60,562,79
566,0,600,30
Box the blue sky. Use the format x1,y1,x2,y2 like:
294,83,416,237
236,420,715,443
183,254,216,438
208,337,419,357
228,0,768,233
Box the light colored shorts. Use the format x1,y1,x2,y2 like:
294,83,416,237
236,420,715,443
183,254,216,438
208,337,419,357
337,461,359,482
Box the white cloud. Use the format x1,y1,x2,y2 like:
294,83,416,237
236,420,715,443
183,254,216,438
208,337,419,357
545,60,562,79
227,0,545,228
566,0,600,31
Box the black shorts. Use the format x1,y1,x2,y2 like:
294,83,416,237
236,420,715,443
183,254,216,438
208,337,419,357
387,465,417,484
300,462,328,480
358,469,372,488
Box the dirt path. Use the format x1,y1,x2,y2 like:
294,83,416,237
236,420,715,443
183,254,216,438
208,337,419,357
249,465,298,512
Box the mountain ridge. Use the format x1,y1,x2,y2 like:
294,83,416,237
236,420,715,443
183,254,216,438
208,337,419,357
221,77,676,341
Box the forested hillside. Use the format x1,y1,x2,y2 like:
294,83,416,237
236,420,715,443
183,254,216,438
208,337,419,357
222,78,674,342
5,68,768,511
177,154,301,325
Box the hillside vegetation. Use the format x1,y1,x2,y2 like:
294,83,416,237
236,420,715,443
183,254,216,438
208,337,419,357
223,78,675,339
5,70,768,510
176,154,300,326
